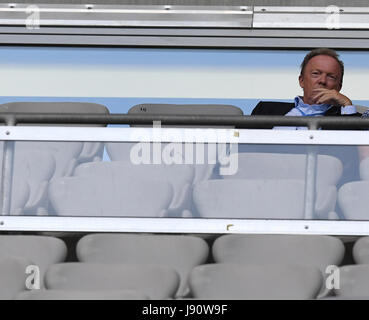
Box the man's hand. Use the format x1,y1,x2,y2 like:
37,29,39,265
312,88,352,106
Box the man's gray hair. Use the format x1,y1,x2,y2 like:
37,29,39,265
300,48,344,86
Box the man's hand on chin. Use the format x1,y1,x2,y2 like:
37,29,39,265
312,88,352,106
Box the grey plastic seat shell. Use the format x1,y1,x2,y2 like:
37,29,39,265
212,234,345,273
0,102,109,124
0,235,67,288
0,256,32,299
352,237,369,264
16,289,149,300
128,103,243,116
189,263,323,300
76,233,210,297
74,161,194,216
338,181,369,220
333,265,369,298
45,262,180,299
0,102,110,180
48,174,173,217
223,153,343,186
193,179,337,219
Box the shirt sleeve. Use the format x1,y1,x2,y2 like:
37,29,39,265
340,105,357,115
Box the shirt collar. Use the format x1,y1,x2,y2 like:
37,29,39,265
294,96,332,116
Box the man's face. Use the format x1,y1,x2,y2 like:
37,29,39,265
299,54,342,105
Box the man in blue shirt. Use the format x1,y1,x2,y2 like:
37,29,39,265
250,48,362,191
252,48,361,121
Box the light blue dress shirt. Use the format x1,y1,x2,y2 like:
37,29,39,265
274,96,357,130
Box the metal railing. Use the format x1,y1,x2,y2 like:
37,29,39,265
0,112,368,130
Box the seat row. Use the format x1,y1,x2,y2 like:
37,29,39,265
6,148,367,219
2,233,369,299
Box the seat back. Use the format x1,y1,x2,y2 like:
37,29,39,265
76,233,209,297
74,160,194,215
45,262,180,299
212,234,345,273
16,289,149,300
122,103,244,183
222,153,343,186
193,179,337,219
189,263,322,299
128,103,243,118
0,256,32,299
338,181,369,220
0,235,67,288
352,237,369,264
48,175,173,217
333,265,369,298
0,102,110,178
359,157,369,180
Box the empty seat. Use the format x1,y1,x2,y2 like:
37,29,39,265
222,153,343,186
106,142,217,186
338,181,369,220
128,103,243,117
0,235,67,288
0,102,110,179
107,103,243,184
333,265,369,298
48,175,173,217
193,179,337,219
74,160,194,216
189,263,322,300
212,234,345,273
352,237,369,264
45,263,179,299
360,157,369,180
16,289,149,300
0,256,32,299
10,148,55,215
76,233,210,297
212,234,345,298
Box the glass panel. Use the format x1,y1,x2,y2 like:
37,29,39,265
2,139,367,221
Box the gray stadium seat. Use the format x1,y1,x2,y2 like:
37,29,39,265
107,103,243,185
16,289,149,300
189,263,323,300
359,157,369,180
333,265,369,298
45,262,180,299
73,160,194,217
48,175,173,217
338,181,369,220
0,235,67,288
352,237,369,264
0,146,55,215
212,234,345,271
76,233,210,297
223,153,343,186
0,102,109,179
0,256,32,299
128,103,243,117
212,234,345,299
192,179,337,219
11,148,55,215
